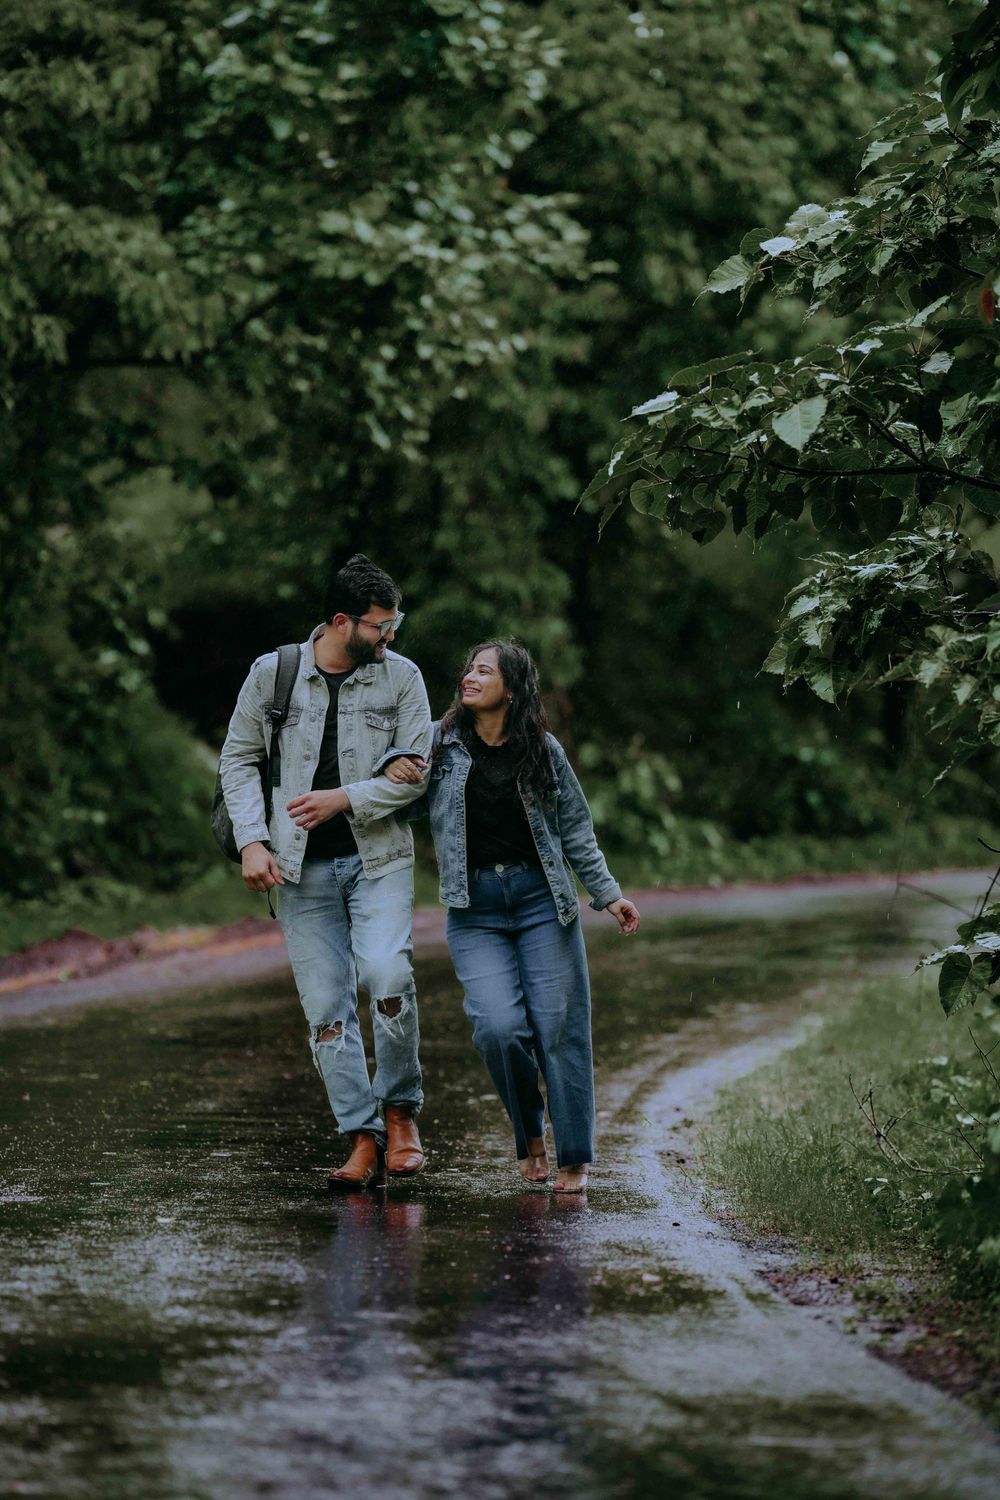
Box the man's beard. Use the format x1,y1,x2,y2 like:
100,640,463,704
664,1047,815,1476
345,627,383,667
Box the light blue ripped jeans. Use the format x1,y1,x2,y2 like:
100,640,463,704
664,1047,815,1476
278,854,422,1146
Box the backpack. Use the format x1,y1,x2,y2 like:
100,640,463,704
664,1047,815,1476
211,644,302,862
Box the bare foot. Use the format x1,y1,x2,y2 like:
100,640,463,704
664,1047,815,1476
517,1136,549,1184
553,1164,589,1193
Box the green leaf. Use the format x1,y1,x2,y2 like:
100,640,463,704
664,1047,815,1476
703,254,754,295
937,950,994,1015
855,490,903,543
860,139,896,170
803,659,836,703
772,395,828,451
785,203,827,231
759,236,797,256
813,260,845,289
629,479,668,518
668,352,754,387
597,498,623,536
630,390,679,417
761,638,789,675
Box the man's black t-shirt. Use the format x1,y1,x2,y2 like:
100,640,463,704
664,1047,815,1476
303,666,359,860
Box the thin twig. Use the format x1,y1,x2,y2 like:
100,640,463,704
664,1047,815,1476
848,1075,935,1174
969,1027,1000,1088
955,1125,985,1165
896,880,975,918
973,860,1000,923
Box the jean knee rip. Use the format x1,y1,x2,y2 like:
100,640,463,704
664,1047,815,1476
309,1020,346,1071
372,990,413,1040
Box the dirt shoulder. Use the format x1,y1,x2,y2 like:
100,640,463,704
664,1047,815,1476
754,1256,1000,1418
1,866,989,1022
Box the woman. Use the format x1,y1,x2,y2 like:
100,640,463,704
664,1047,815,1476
384,641,639,1192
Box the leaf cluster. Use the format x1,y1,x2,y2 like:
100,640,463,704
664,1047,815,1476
588,6,1000,1013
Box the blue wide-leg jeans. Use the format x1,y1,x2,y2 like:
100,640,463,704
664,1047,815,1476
446,863,596,1167
279,854,422,1146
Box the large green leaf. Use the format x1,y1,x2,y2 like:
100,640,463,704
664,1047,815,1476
668,352,754,387
855,490,903,543
772,395,827,451
937,950,995,1015
703,254,754,295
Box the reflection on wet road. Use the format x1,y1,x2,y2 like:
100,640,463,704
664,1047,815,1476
1,890,997,1498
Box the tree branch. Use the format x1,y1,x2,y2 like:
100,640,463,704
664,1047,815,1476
849,402,1000,495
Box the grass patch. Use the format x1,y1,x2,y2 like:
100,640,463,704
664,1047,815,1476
700,974,1000,1413
610,814,992,891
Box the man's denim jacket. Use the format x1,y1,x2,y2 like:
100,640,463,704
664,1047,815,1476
401,722,621,927
219,627,432,884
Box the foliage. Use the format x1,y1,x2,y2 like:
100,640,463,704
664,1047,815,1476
592,5,1000,1009
1,517,214,892
918,898,1000,1013
0,0,589,894
578,736,726,869
0,0,978,895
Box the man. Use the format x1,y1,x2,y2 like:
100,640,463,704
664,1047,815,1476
219,554,432,1189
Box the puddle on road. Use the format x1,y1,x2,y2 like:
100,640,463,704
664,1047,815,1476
0,903,991,1499
587,1261,720,1315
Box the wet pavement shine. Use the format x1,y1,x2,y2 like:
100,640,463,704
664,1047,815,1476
1,884,997,1499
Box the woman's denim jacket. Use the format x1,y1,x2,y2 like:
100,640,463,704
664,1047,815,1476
391,722,622,927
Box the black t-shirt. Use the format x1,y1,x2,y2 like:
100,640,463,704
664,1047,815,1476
464,735,541,870
303,666,359,860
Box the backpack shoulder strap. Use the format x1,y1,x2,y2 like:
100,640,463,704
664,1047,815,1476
273,643,301,723
264,644,302,810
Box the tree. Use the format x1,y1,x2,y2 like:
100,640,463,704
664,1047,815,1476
0,0,973,894
589,3,1000,1012
0,0,587,892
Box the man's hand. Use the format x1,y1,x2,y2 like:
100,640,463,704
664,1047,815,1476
382,756,428,785
286,787,351,830
606,898,640,935
242,841,285,893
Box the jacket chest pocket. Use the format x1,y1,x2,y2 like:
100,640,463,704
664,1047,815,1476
263,702,303,728
363,707,399,734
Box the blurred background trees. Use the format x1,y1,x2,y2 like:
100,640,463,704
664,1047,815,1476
1,0,990,909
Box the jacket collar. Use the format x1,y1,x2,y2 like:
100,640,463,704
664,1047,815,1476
439,719,466,747
303,625,378,684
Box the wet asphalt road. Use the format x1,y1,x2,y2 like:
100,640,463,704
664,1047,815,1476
1,882,997,1499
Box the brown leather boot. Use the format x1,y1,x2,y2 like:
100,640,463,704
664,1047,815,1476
328,1133,385,1192
385,1106,425,1176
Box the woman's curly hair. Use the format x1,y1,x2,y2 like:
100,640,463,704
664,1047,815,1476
438,640,555,802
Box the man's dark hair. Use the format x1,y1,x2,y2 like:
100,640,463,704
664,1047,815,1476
324,554,401,622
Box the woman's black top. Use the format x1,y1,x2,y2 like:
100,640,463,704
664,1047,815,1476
464,734,541,870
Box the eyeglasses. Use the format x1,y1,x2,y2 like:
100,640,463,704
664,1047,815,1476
348,612,405,639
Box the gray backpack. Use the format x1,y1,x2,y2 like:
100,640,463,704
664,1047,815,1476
211,644,301,862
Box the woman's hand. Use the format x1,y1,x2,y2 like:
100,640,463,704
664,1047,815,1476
286,788,350,829
382,755,428,785
607,898,640,935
